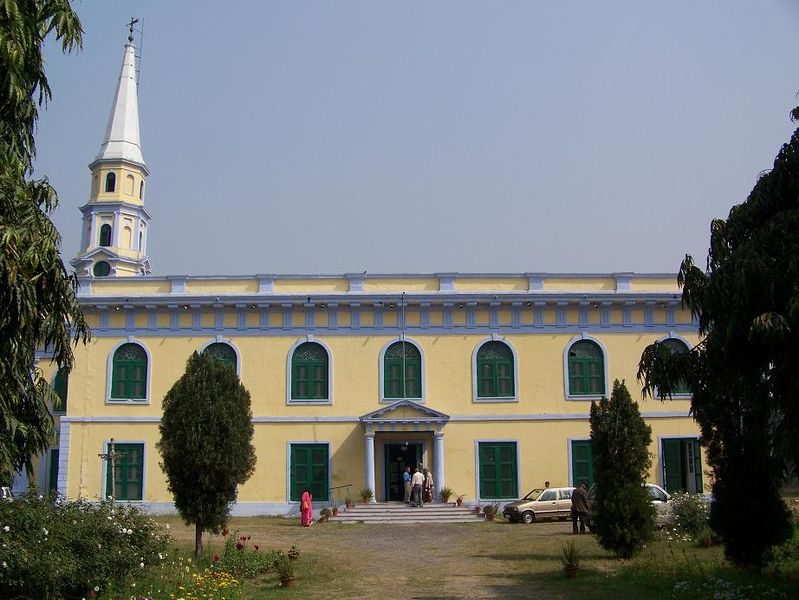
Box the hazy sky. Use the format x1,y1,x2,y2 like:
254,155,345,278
36,1,799,277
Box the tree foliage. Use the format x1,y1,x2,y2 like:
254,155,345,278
157,352,256,558
589,379,655,558
0,0,87,484
638,106,799,568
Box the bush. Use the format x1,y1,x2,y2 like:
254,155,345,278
668,492,710,537
0,490,169,599
213,531,282,578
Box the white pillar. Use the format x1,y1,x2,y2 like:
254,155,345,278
434,432,445,502
365,433,376,503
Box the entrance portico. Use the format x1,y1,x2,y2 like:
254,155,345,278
360,400,450,502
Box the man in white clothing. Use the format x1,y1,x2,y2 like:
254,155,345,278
411,466,425,507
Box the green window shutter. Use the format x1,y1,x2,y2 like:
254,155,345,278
662,339,692,394
478,442,517,499
476,341,514,398
111,344,147,400
662,439,684,493
53,368,68,413
571,440,594,487
48,449,59,492
384,342,422,399
290,444,329,501
690,439,703,493
568,341,604,396
291,343,328,400
203,343,237,371
105,443,143,501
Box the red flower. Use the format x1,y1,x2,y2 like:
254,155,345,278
222,528,229,536
213,555,219,562
254,544,259,551
235,542,243,550
239,535,246,541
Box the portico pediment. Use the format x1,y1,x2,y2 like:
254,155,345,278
360,400,449,426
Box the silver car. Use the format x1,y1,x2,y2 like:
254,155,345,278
502,487,575,523
586,483,672,528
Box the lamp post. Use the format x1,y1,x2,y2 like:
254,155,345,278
98,437,124,512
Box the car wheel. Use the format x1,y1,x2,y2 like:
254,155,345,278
522,511,535,524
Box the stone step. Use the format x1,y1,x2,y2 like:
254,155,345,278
327,502,487,524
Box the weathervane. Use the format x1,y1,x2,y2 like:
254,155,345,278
127,17,139,43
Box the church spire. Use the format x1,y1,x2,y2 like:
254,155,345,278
72,23,152,279
93,26,145,167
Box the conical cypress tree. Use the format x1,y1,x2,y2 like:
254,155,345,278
157,352,256,558
589,379,655,558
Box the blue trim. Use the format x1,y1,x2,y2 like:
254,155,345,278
84,323,699,337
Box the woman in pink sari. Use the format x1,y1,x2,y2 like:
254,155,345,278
300,489,313,526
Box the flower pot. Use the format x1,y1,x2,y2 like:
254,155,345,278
456,499,463,507
485,513,495,521
345,501,352,508
332,507,339,516
280,575,297,588
563,565,579,579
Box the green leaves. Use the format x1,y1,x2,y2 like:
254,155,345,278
158,352,256,558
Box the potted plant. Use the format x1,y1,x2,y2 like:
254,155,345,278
275,555,297,587
319,507,332,522
561,540,580,578
359,487,374,503
483,503,500,521
440,486,453,503
332,505,339,516
456,494,466,507
345,497,353,508
473,504,482,514
287,545,300,560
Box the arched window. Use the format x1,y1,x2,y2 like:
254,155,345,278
111,343,147,400
122,226,132,248
53,367,68,413
93,261,111,277
662,338,691,394
567,339,605,396
291,342,328,400
476,341,515,398
99,224,112,247
384,341,422,399
204,342,237,371
104,172,116,192
124,174,134,195
139,181,144,199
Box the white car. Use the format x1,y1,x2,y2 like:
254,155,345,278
586,483,672,528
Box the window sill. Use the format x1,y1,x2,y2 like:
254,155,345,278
106,398,150,405
287,399,332,406
473,397,518,403
380,398,424,404
565,394,605,401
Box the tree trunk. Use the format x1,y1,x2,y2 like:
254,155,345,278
195,520,203,559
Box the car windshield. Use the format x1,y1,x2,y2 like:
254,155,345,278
521,489,544,501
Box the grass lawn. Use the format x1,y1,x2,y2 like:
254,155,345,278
152,515,798,599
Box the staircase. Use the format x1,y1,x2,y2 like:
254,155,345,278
329,502,487,524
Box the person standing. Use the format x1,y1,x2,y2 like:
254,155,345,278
411,466,425,507
300,488,313,527
423,467,434,503
403,466,412,503
571,481,590,534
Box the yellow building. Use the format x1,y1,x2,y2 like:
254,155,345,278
29,36,704,513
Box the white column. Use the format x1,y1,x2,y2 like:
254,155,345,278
365,433,376,503
434,432,445,502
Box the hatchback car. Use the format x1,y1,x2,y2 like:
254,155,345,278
502,486,575,523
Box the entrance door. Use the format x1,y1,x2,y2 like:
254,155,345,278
662,438,702,493
384,443,423,501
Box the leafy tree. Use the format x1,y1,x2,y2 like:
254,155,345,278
589,379,655,558
0,0,88,484
158,352,256,558
638,106,799,568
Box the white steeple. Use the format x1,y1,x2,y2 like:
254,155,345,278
94,38,145,167
72,25,152,279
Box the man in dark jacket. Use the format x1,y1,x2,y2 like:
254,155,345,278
571,481,590,534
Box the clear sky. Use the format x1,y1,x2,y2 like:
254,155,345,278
35,1,799,277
